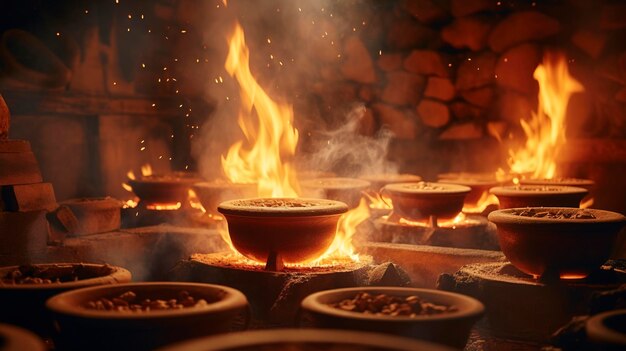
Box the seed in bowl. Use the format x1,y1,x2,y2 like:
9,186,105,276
85,290,210,312
330,292,457,317
405,182,445,191
513,208,596,219
231,199,322,208
0,264,94,285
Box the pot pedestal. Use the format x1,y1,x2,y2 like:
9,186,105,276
438,261,626,343
169,253,372,327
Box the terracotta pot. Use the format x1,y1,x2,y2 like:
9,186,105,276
488,208,626,278
300,287,484,349
128,173,201,205
53,197,123,235
218,198,348,264
46,282,249,351
437,173,500,205
191,181,255,214
359,173,423,192
586,309,626,350
300,177,370,209
381,182,471,220
0,323,46,351
490,185,588,209
157,328,454,351
0,263,130,336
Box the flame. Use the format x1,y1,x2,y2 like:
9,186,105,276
580,197,594,209
221,23,299,198
123,199,138,209
141,164,153,177
462,191,499,214
188,189,206,212
363,191,392,209
146,202,182,210
508,52,584,179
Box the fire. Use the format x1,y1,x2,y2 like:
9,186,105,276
363,191,392,209
216,18,366,266
508,52,584,179
146,202,181,211
462,191,499,214
221,22,299,198
121,164,154,208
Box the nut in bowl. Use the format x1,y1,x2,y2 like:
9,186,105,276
46,282,249,351
381,182,471,220
488,208,626,279
217,198,348,265
300,287,484,349
490,185,588,209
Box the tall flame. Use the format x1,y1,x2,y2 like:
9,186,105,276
221,23,300,198
508,52,584,179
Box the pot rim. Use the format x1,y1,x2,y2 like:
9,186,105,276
59,197,123,208
218,197,349,217
359,173,423,183
300,177,371,190
45,282,247,320
383,182,471,195
156,328,454,351
0,263,130,291
0,323,46,351
488,207,626,224
586,309,626,346
519,178,595,186
301,287,484,322
489,185,588,196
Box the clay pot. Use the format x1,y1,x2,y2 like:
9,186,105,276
51,197,123,236
381,182,471,220
438,172,500,205
0,323,46,351
218,198,348,264
490,185,588,209
586,309,626,350
0,263,130,336
128,173,201,205
191,181,255,214
300,177,370,209
300,287,484,349
520,177,594,192
157,328,454,351
488,208,626,278
359,173,423,192
46,282,249,351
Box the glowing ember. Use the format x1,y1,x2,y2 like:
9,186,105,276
146,202,182,211
393,212,480,229
188,189,205,212
508,52,584,179
462,191,499,214
221,22,300,198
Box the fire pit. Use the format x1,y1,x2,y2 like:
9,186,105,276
381,182,471,222
488,208,626,279
300,177,370,209
490,185,589,208
217,198,348,267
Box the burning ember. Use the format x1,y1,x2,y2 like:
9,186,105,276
507,52,584,180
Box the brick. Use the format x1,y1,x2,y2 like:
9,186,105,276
460,87,494,108
424,77,455,101
403,0,448,24
417,99,450,128
0,94,8,140
1,182,56,212
455,52,497,90
439,122,484,140
0,210,49,255
495,43,541,96
451,0,497,17
488,11,560,52
377,52,404,72
387,18,435,50
372,103,417,139
450,101,485,120
441,16,493,51
571,30,607,59
340,36,376,84
0,151,43,185
404,50,451,77
381,71,425,106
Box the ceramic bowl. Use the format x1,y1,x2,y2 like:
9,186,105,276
46,282,248,351
218,198,348,264
0,263,130,336
586,309,626,350
381,182,471,220
300,177,370,209
488,208,626,278
157,328,454,351
519,177,594,192
301,287,484,348
128,173,201,205
0,323,46,351
490,185,588,209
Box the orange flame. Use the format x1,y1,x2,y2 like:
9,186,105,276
363,191,392,209
221,23,299,198
462,191,499,214
508,52,584,179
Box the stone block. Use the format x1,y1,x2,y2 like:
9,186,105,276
0,151,43,186
340,36,376,84
417,99,450,128
1,182,57,212
404,50,451,77
455,52,497,90
424,77,455,101
387,18,435,49
377,52,404,72
460,87,494,108
495,43,541,96
488,11,560,52
372,103,417,139
403,0,449,24
451,0,497,17
439,122,484,140
441,16,493,51
381,71,425,106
